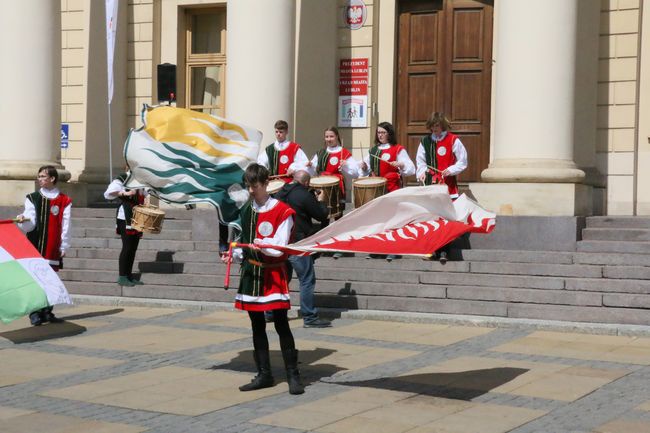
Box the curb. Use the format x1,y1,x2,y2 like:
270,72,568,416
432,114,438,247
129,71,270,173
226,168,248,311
69,294,650,337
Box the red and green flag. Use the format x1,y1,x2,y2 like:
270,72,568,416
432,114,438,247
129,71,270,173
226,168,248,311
0,221,72,323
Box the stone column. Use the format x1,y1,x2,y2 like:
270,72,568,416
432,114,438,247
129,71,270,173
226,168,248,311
226,0,295,144
470,0,592,216
0,0,70,205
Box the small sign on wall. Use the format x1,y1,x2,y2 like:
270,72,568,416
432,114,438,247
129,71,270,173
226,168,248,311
61,124,69,149
344,0,367,30
338,58,368,128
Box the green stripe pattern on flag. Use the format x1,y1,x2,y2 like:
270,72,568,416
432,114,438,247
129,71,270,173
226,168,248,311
0,222,72,324
124,105,261,229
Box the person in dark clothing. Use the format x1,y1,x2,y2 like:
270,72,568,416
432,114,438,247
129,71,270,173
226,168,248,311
275,170,332,328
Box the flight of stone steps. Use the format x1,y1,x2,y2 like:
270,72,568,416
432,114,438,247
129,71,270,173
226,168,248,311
60,208,650,326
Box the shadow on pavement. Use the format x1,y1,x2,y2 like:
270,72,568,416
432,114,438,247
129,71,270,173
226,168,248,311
210,347,347,386
58,308,124,321
328,367,529,401
0,321,87,344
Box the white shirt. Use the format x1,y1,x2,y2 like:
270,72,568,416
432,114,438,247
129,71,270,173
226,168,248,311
257,140,309,173
415,132,468,179
17,187,71,255
232,196,294,261
308,145,359,178
359,143,416,177
103,177,148,220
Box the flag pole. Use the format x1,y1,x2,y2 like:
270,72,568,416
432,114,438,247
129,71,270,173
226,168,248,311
108,101,113,182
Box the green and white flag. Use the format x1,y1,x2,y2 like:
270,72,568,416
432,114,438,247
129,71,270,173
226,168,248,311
0,222,72,324
125,105,261,227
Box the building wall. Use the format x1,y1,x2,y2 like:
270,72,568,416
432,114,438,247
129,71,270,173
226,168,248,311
127,0,155,129
598,0,641,214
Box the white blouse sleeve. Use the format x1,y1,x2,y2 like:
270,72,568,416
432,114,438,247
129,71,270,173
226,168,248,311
257,149,270,168
341,155,359,178
397,149,416,177
415,142,428,179
104,178,125,200
255,216,294,257
446,138,468,176
289,148,310,172
17,197,36,233
60,202,72,254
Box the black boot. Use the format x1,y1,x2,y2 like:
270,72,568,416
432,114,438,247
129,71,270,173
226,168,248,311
239,349,274,392
282,348,305,395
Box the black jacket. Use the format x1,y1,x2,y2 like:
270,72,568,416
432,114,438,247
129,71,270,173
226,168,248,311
275,182,329,242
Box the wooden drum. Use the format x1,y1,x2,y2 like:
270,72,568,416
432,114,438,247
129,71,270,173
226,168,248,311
266,179,285,195
353,177,386,208
131,205,165,234
310,175,342,218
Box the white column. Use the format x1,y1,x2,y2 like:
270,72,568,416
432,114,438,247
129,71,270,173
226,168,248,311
226,0,295,144
471,0,592,216
0,0,69,204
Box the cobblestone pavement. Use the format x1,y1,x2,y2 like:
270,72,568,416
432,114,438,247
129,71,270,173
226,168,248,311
2,301,650,433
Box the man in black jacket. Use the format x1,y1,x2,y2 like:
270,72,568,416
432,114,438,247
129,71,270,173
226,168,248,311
275,170,332,328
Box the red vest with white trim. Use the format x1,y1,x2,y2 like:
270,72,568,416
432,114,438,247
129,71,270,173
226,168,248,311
265,141,301,182
370,144,404,192
26,191,71,267
422,133,459,197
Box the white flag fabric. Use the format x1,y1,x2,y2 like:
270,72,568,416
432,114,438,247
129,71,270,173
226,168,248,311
124,105,262,228
105,0,118,103
273,186,496,257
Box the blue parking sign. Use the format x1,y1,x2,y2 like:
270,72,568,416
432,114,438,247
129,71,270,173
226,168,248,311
61,124,69,149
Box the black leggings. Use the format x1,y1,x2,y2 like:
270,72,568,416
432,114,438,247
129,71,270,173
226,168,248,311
248,310,295,352
117,220,141,277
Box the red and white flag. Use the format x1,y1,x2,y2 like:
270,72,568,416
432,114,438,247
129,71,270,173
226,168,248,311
266,185,495,257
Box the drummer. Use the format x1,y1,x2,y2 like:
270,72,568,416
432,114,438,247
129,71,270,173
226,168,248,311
308,126,359,213
258,120,310,183
358,122,414,262
358,122,415,192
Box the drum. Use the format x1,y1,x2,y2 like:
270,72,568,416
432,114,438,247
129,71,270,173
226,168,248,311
353,177,387,208
267,179,285,195
131,205,165,234
310,175,342,218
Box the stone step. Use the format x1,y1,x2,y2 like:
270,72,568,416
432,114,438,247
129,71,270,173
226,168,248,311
468,261,602,278
60,269,233,287
67,248,220,263
576,240,650,254
70,237,219,252
71,228,192,241
586,216,650,229
459,249,575,265
565,277,650,294
71,217,192,231
582,228,650,242
73,207,194,220
573,252,650,267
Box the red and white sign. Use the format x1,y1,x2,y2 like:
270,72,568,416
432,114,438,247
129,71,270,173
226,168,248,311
338,58,369,127
344,0,367,30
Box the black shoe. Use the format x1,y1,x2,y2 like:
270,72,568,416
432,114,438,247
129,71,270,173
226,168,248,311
43,311,64,323
129,277,144,286
439,251,448,264
29,312,42,326
239,349,274,392
303,318,332,328
282,348,305,395
332,252,343,259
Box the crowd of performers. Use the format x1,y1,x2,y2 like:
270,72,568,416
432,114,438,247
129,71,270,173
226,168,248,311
12,111,467,396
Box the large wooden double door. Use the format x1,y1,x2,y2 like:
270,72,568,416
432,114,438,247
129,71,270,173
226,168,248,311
396,0,493,182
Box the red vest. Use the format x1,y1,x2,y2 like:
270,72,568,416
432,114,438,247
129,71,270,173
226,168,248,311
370,144,404,192
26,192,71,267
317,147,352,196
423,133,459,197
266,141,301,183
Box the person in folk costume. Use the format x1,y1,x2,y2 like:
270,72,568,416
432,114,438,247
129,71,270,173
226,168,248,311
308,125,359,211
416,112,468,264
16,165,71,326
257,119,310,183
221,164,305,395
104,170,148,287
359,121,415,262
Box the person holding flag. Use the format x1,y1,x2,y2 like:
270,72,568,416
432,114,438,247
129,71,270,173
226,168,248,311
257,120,309,183
15,165,71,326
222,163,305,395
415,112,468,263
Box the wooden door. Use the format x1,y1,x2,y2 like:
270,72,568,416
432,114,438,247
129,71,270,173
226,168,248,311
396,0,493,183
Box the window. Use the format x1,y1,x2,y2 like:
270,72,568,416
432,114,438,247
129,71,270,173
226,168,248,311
185,8,226,117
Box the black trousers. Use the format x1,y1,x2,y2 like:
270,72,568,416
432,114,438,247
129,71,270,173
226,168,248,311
116,219,141,278
248,310,296,352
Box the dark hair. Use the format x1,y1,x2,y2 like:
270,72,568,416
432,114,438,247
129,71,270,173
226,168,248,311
375,122,397,145
324,126,342,146
425,112,451,131
274,120,288,131
243,163,269,186
38,165,59,184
